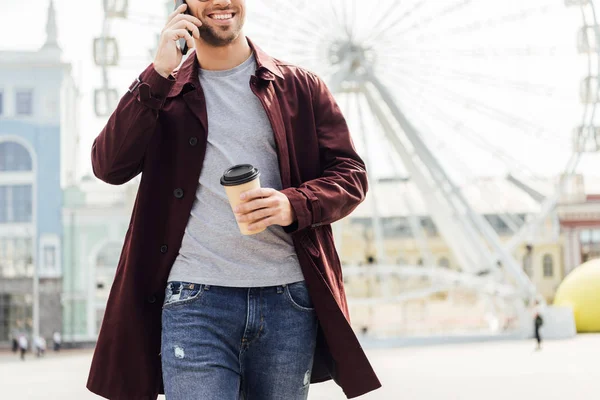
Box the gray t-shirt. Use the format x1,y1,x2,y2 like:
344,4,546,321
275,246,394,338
168,54,304,287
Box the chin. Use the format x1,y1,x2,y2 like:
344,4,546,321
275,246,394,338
201,28,241,47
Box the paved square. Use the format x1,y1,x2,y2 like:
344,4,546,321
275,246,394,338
1,335,599,399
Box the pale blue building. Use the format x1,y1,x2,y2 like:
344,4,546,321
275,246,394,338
0,0,78,345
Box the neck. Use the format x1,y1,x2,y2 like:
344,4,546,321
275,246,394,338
194,34,252,71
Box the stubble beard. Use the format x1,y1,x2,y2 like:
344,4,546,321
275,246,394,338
199,20,243,47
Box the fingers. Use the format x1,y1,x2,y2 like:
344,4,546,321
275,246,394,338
170,20,200,39
234,196,277,214
167,3,188,24
247,216,278,232
240,187,276,201
166,13,202,30
170,29,195,51
236,207,274,224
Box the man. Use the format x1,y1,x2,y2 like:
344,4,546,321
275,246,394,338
34,336,47,357
18,334,28,361
87,0,381,399
52,331,62,352
534,312,543,351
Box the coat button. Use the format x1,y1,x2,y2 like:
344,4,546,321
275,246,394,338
160,245,168,253
189,137,198,146
174,188,184,199
147,295,156,304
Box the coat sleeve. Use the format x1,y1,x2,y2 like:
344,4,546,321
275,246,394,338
91,64,176,185
281,73,368,233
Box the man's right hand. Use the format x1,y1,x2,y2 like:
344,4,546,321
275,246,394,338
153,3,202,78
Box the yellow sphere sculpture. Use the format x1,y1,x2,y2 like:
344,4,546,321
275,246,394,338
554,258,600,332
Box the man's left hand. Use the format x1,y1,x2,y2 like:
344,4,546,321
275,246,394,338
234,188,297,232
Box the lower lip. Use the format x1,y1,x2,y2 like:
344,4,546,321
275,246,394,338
210,15,235,25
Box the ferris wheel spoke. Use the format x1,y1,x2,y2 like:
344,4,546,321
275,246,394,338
399,100,550,181
381,71,563,177
255,1,333,39
400,5,553,44
377,44,561,60
373,0,473,48
382,68,566,148
364,0,428,45
359,0,412,44
382,64,562,134
338,0,354,39
252,14,332,45
378,56,562,97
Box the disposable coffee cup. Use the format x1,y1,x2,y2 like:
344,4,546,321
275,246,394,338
220,164,266,235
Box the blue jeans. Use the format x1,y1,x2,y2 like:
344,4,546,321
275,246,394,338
161,281,319,400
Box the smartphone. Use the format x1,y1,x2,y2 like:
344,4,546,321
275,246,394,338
174,0,191,54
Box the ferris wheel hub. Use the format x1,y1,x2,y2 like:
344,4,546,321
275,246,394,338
328,40,376,87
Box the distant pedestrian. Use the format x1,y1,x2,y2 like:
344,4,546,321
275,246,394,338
35,336,47,357
53,331,62,352
18,335,28,361
11,328,19,353
534,313,543,350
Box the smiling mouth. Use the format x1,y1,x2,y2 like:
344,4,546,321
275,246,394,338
208,12,235,21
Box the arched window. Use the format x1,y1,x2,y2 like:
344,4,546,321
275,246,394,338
543,254,554,278
0,142,32,171
438,257,450,268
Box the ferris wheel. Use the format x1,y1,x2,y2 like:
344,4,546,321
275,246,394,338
246,0,599,325
93,0,170,117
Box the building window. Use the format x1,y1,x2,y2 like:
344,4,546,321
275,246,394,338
438,257,450,268
420,217,439,237
543,254,554,278
0,185,33,223
579,228,600,262
522,253,533,277
0,293,33,342
43,246,56,270
0,142,32,171
0,238,34,278
16,90,33,115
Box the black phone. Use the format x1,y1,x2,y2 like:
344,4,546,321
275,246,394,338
174,0,191,54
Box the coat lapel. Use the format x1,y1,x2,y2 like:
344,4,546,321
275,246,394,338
183,89,208,135
258,81,291,189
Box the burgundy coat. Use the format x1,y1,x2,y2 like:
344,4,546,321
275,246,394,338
87,39,381,400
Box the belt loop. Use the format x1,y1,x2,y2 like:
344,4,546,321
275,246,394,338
204,285,210,291
277,286,284,294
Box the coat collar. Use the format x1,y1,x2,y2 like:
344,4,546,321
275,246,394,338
168,37,283,98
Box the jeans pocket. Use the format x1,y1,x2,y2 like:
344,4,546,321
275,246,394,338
163,282,204,309
284,281,315,312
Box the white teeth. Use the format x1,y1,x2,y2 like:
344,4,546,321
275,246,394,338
212,14,233,20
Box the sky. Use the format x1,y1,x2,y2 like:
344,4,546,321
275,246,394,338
1,0,599,189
